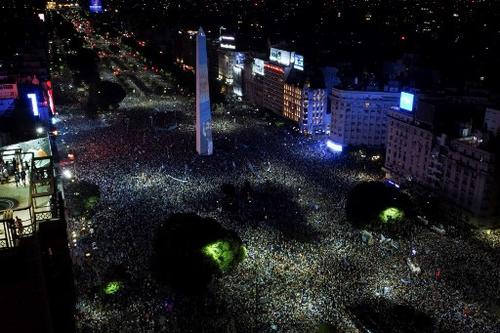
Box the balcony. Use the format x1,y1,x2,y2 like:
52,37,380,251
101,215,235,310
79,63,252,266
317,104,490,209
0,149,60,250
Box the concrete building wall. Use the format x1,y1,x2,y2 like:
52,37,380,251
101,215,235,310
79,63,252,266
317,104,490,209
283,85,329,136
242,58,264,107
484,108,500,136
263,63,285,114
441,139,497,217
385,107,499,219
330,89,400,147
385,110,433,184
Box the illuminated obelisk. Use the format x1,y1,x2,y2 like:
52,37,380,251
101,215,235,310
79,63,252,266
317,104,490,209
196,27,213,156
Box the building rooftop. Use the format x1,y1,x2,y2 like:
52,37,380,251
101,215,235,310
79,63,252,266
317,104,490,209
0,137,56,250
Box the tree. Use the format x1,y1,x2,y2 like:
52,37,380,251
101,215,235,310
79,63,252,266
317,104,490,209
87,81,126,117
68,48,100,84
151,213,246,292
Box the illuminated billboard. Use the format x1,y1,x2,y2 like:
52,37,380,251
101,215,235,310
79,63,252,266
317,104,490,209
220,43,236,50
234,52,245,69
270,48,291,66
0,84,18,99
89,0,103,13
220,36,236,50
294,54,304,71
27,93,39,116
400,92,414,111
252,58,264,76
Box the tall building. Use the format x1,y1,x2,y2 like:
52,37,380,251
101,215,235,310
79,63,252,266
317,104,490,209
243,56,265,107
217,49,245,96
330,88,401,147
484,108,500,136
385,107,433,185
438,136,498,217
195,27,213,156
283,70,330,136
263,61,287,114
385,98,500,220
0,9,49,81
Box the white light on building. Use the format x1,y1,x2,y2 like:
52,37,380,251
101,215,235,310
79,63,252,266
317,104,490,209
326,140,343,152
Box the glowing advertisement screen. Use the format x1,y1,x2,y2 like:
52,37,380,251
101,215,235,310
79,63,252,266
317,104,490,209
252,58,264,76
400,92,414,111
220,36,236,49
27,93,39,116
294,54,304,71
270,48,291,66
89,0,103,13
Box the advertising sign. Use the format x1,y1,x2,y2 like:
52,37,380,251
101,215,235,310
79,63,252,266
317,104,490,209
294,54,304,71
220,36,236,49
270,48,291,66
400,92,415,112
252,58,264,76
27,93,39,116
0,84,18,99
89,0,103,13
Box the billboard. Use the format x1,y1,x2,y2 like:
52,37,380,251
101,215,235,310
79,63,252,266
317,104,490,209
0,84,18,99
27,93,39,116
294,54,304,71
252,58,264,76
270,48,291,66
400,92,414,111
89,0,103,13
234,52,245,69
220,36,236,50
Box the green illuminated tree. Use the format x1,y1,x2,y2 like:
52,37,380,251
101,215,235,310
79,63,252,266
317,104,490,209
152,213,245,291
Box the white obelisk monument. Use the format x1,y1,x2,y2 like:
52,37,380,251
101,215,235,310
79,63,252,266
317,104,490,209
196,27,213,155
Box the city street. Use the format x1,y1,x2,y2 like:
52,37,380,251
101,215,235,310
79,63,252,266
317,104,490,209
52,8,500,333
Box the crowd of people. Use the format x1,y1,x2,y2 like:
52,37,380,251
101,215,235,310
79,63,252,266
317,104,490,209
58,98,500,333
0,155,29,187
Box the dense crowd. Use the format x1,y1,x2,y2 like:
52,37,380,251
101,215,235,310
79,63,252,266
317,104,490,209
60,97,500,333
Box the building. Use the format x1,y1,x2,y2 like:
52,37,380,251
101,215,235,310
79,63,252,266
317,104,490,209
243,56,265,107
385,97,500,220
330,88,401,147
217,49,245,96
0,137,74,333
0,6,55,146
484,108,500,136
438,136,498,217
283,70,330,135
263,61,287,114
385,106,433,185
262,46,300,115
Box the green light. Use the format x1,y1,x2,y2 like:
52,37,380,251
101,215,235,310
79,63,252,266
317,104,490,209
202,241,245,272
379,207,404,224
104,281,122,295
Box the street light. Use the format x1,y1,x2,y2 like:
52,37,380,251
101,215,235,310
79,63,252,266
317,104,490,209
36,127,44,134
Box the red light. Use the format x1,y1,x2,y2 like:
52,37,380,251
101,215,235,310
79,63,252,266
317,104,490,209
400,35,406,41
264,63,284,74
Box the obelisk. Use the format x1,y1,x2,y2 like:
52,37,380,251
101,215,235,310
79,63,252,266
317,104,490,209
196,27,213,156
